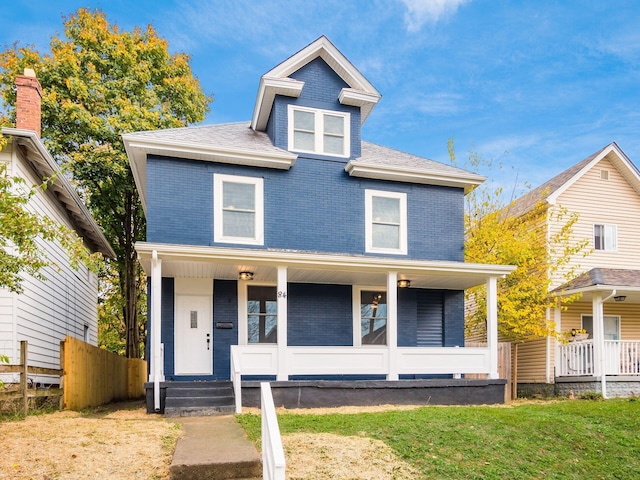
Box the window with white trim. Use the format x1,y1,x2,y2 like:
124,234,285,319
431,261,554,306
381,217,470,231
365,190,407,254
594,224,617,251
214,174,264,245
582,315,620,340
353,286,387,346
247,285,277,344
288,105,350,157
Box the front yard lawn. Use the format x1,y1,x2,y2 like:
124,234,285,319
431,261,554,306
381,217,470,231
238,398,640,479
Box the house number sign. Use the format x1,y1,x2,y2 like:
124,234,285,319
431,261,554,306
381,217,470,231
277,291,287,298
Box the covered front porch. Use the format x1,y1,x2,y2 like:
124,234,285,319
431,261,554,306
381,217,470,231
137,242,514,413
554,268,640,398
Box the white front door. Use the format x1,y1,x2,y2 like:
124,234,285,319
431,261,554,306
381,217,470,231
175,294,212,375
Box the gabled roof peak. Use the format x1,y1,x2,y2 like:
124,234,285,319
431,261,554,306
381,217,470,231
251,36,381,131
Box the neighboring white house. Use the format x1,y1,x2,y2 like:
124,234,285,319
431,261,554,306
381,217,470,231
0,69,114,385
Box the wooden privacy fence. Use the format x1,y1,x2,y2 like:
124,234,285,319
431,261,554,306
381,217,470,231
62,335,147,411
0,340,62,414
0,337,147,414
466,342,512,401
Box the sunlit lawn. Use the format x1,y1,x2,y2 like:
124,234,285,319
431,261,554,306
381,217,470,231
238,398,640,479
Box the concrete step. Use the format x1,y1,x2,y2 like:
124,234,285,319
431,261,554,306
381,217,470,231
165,395,235,408
171,415,262,480
165,405,236,417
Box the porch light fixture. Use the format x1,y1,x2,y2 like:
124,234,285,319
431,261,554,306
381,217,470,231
397,279,411,288
239,271,254,281
614,295,626,302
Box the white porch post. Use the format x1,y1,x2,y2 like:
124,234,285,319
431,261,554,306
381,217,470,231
387,271,398,380
592,293,607,397
276,266,288,381
150,251,163,412
552,306,562,383
486,276,499,379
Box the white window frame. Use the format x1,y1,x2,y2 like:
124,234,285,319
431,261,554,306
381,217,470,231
352,286,388,346
581,314,620,341
214,174,264,245
238,281,277,346
287,105,351,158
365,189,408,255
593,223,617,252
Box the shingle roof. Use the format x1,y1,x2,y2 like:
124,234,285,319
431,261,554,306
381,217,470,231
509,145,608,215
553,268,640,292
126,122,476,178
125,122,288,155
359,141,479,178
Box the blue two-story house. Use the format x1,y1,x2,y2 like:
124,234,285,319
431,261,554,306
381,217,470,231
123,36,514,414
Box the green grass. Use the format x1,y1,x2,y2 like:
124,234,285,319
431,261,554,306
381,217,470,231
238,398,640,479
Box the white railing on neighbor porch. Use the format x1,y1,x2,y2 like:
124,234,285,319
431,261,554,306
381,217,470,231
261,382,286,480
231,345,492,412
557,340,640,377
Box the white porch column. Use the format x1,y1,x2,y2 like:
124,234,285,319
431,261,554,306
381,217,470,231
150,251,163,412
552,306,562,383
486,276,499,379
387,271,398,380
276,266,288,381
592,293,607,397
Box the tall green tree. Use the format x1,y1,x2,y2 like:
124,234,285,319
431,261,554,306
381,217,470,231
450,140,588,341
0,9,211,357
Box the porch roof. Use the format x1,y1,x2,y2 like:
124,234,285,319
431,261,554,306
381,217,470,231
136,242,515,290
552,268,640,303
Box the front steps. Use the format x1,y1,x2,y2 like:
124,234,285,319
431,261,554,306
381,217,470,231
164,381,236,417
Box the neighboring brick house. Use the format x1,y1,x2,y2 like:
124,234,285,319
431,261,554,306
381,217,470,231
123,36,514,413
510,143,640,398
0,70,114,384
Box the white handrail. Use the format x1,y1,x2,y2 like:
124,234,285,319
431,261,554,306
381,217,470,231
231,346,242,413
261,382,286,480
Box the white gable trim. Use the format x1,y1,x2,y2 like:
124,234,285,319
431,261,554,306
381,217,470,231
251,77,304,131
547,143,640,205
345,160,485,194
251,36,381,131
123,134,297,213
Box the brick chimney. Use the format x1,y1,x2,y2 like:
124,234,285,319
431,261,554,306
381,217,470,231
15,68,42,137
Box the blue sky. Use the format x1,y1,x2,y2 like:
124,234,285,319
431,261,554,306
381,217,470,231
1,0,639,193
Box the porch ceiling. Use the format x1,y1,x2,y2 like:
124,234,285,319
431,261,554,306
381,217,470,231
136,242,515,290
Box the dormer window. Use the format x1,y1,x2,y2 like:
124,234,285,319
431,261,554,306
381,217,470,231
288,105,350,157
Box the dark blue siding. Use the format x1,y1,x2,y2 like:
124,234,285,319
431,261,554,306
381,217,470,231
213,280,238,379
267,57,361,159
287,283,352,346
443,290,465,347
397,288,417,347
146,155,464,261
160,277,175,377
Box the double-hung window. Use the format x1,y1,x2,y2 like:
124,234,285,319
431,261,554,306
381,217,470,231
365,190,407,254
247,286,277,344
288,105,350,157
214,174,264,245
594,224,617,251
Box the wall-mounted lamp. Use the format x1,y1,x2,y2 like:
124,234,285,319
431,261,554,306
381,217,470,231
397,279,411,288
614,295,626,302
239,271,254,281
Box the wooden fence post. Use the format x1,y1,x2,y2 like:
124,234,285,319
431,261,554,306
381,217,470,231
59,340,66,410
20,340,28,415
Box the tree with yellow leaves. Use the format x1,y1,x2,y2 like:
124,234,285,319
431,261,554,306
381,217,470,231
0,9,211,357
451,140,588,342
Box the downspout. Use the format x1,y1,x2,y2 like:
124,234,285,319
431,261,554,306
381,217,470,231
599,289,616,399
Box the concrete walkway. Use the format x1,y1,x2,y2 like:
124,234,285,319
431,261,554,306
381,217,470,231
170,415,262,480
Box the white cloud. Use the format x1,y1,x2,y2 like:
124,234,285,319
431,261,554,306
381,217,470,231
401,0,470,32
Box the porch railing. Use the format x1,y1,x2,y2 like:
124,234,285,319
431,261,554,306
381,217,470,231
557,340,640,377
230,344,492,412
